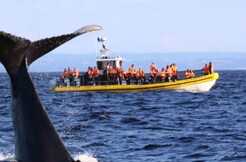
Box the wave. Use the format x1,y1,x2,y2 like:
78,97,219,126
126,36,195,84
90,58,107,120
0,152,98,162
0,153,14,160
74,152,98,162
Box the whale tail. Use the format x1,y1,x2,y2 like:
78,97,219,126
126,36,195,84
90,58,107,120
0,25,102,76
0,25,102,162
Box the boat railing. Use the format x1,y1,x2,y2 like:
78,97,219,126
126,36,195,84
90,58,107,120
55,69,206,87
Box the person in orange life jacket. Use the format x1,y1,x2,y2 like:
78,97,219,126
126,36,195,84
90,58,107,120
171,63,178,81
87,66,93,79
184,69,190,79
67,67,73,76
185,69,195,79
116,66,124,84
72,68,79,78
165,65,172,82
62,68,68,79
157,68,166,82
150,63,157,72
128,64,136,79
208,62,214,74
128,64,136,74
136,68,146,84
107,66,117,82
190,70,195,78
92,66,99,85
149,68,158,84
93,66,99,78
203,63,209,75
66,67,74,83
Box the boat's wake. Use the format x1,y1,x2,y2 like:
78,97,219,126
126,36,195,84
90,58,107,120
0,152,98,162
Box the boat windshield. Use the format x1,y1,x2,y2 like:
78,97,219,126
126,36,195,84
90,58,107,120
97,60,116,70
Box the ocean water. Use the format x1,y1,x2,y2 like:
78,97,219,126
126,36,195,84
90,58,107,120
0,70,246,162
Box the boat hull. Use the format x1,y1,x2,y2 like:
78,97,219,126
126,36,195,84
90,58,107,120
53,73,219,92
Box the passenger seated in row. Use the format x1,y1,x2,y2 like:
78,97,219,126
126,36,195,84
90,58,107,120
149,63,178,83
185,69,195,79
116,66,124,84
136,68,146,84
203,62,214,75
125,64,136,84
61,67,80,86
93,66,99,85
156,68,166,83
107,65,117,83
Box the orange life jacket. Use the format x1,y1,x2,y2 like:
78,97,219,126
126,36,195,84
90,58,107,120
62,71,69,78
93,68,99,77
73,69,79,78
185,71,190,79
167,67,172,76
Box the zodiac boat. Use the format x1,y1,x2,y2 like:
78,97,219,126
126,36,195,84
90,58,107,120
52,38,219,93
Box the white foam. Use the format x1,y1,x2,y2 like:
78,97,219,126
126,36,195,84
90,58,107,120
0,152,97,162
74,152,98,162
0,153,14,160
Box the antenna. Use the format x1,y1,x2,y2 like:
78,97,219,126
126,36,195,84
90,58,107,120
97,37,109,58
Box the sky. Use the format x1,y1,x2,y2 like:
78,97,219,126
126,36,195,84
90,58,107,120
0,0,246,71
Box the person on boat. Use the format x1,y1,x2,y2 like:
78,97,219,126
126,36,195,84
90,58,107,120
62,68,69,79
85,66,93,85
190,70,195,78
71,68,80,86
165,65,172,82
171,63,178,81
116,66,124,85
73,68,79,78
149,68,157,84
128,64,136,74
185,69,195,79
185,69,191,79
203,63,209,75
67,67,73,77
126,64,136,84
150,63,157,72
157,68,166,83
208,62,214,74
65,67,74,84
136,68,146,84
60,68,69,86
92,66,99,85
107,66,117,84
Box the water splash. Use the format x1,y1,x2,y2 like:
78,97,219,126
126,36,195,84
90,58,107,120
0,153,14,160
74,152,98,162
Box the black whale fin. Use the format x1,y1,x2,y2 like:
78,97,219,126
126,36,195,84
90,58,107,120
0,25,102,162
0,31,31,76
0,25,102,75
27,25,102,65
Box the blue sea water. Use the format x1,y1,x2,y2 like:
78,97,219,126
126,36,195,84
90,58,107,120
0,70,246,162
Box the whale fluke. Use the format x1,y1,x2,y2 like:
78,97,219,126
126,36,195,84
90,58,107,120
0,25,102,162
28,25,102,66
